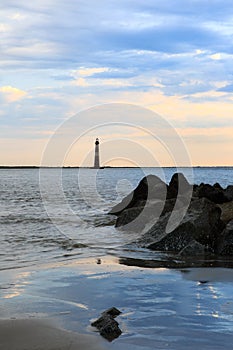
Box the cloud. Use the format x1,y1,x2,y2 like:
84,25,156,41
1,0,233,70
89,69,137,79
210,53,222,60
75,67,109,77
1,0,233,165
0,86,27,102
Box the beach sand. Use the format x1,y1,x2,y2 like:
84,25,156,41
0,318,106,350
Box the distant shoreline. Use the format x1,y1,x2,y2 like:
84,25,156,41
0,166,233,169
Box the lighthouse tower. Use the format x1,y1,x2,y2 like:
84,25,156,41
94,138,100,169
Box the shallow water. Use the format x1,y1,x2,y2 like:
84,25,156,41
1,167,233,271
1,258,233,350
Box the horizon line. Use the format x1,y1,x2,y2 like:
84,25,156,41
0,165,233,169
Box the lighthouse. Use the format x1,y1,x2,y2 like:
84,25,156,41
94,138,100,169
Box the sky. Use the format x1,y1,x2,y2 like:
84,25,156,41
0,0,233,166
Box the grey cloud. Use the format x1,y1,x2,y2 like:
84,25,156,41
1,0,233,70
51,74,76,81
89,69,137,79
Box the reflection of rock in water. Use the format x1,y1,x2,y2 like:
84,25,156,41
182,267,233,282
119,254,233,270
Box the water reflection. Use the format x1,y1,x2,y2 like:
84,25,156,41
2,258,233,349
182,268,233,283
119,255,233,271
2,271,31,299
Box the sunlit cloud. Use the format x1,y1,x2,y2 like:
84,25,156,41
210,53,222,60
75,67,110,77
0,86,27,102
8,12,26,21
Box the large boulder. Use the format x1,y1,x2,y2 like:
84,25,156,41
115,195,191,232
109,174,167,216
139,198,225,254
115,200,165,232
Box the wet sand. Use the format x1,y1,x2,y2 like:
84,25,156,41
0,318,106,350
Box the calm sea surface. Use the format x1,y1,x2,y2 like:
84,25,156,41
0,167,233,271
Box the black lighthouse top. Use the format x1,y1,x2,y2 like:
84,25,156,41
95,138,99,145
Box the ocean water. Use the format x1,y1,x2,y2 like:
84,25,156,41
0,166,233,271
2,167,233,350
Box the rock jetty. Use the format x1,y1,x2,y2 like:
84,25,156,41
109,173,233,258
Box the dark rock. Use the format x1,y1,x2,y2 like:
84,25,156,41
108,192,134,216
161,195,193,216
144,198,225,254
213,182,223,190
196,183,229,204
188,198,225,247
145,174,167,201
217,201,233,223
92,315,121,341
115,195,192,232
179,240,206,256
109,175,167,216
218,220,233,256
167,172,193,199
115,205,145,229
136,212,171,247
115,200,164,231
148,222,196,252
91,308,122,342
225,185,233,201
108,172,233,259
103,307,122,318
192,184,199,197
